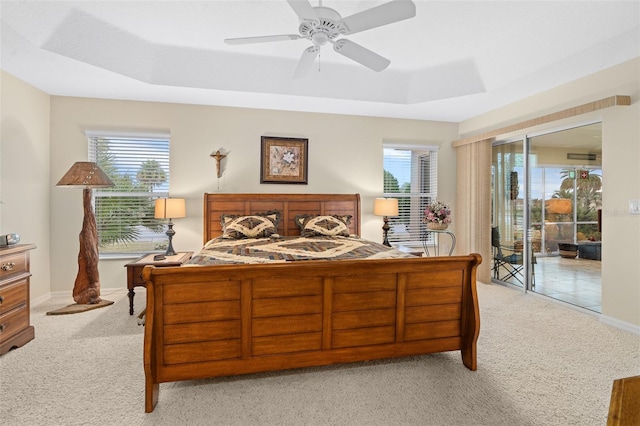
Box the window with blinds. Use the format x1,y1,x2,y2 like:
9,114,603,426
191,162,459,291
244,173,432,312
383,145,438,245
88,134,170,256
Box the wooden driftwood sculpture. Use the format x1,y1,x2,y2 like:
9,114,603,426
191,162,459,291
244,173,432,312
73,188,103,304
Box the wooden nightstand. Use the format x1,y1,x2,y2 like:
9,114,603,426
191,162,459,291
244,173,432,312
0,244,36,355
124,252,192,315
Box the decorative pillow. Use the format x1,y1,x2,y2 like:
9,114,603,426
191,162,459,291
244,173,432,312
220,211,280,239
294,214,352,231
299,215,352,237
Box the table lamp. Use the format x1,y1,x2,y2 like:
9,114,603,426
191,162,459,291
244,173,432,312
56,161,114,307
154,198,186,256
374,198,399,247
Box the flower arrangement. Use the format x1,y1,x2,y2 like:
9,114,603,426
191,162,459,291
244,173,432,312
423,200,452,224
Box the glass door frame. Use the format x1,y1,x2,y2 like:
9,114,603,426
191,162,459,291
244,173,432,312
492,137,534,291
493,120,602,294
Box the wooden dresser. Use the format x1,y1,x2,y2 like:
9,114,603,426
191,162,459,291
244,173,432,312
0,244,36,355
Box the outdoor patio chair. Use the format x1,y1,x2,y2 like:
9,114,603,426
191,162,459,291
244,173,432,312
492,226,524,285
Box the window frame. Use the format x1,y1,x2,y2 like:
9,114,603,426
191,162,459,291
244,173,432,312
87,131,171,258
382,143,439,246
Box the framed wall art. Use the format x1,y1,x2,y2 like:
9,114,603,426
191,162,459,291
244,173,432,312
260,136,308,184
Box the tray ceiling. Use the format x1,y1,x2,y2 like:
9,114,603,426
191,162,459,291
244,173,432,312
1,1,638,121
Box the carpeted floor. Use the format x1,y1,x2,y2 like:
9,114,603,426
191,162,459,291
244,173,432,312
1,283,638,426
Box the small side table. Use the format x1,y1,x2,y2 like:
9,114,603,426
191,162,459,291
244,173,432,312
124,252,193,315
421,230,456,256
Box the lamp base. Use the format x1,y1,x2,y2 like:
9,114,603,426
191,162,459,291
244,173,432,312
72,188,105,305
382,216,391,247
165,220,177,256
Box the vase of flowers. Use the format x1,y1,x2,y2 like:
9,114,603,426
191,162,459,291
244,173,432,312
424,200,452,230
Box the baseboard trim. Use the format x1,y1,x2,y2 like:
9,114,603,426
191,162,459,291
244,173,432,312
600,315,640,336
493,281,640,336
31,292,52,307
32,287,124,307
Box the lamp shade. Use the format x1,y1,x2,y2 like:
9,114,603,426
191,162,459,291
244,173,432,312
155,198,186,219
56,162,114,188
374,198,399,217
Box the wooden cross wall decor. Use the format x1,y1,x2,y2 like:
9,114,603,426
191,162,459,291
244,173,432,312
210,150,227,178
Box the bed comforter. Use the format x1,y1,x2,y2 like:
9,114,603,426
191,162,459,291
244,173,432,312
187,235,414,265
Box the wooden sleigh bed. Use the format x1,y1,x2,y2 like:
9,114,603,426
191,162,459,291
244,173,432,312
143,193,481,412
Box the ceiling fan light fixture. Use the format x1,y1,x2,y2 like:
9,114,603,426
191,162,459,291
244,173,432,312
298,6,343,41
225,0,416,76
311,32,329,46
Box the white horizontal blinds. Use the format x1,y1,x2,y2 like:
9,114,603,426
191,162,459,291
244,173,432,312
383,146,438,244
88,136,170,255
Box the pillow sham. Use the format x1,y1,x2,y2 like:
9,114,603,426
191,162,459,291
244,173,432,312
220,211,280,239
293,214,352,231
297,214,352,237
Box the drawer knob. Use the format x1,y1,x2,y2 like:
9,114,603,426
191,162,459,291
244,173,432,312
0,323,5,333
0,296,3,304
1,262,15,271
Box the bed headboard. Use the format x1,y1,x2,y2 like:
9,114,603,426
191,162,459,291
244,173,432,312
203,193,361,243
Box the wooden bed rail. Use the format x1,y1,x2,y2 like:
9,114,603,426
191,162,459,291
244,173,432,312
143,253,481,412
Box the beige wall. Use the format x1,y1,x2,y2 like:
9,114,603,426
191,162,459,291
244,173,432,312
0,70,51,301
460,58,640,329
49,97,458,296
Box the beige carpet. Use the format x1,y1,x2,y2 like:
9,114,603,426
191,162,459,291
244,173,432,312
0,284,638,426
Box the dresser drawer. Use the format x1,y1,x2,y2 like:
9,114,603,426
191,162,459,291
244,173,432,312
0,305,29,342
0,252,29,281
0,279,28,316
0,244,35,355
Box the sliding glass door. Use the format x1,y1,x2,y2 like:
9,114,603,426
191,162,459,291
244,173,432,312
527,124,602,312
492,123,602,312
491,139,532,288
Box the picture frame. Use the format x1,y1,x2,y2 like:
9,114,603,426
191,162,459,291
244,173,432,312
260,136,308,184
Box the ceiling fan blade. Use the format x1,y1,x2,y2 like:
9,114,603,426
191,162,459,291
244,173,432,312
286,0,318,21
340,0,416,35
332,39,390,72
225,34,301,45
292,46,320,79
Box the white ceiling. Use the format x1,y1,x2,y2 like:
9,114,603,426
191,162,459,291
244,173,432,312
1,1,638,122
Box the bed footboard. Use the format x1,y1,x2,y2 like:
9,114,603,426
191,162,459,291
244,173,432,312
143,254,481,412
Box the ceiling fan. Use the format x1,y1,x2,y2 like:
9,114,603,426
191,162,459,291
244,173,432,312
224,0,416,78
